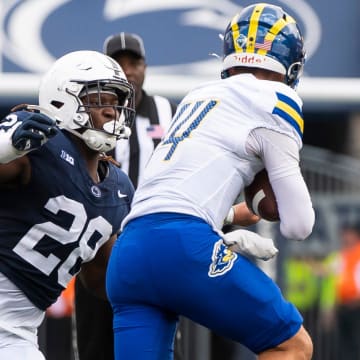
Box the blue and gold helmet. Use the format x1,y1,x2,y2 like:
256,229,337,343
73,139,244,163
221,3,305,88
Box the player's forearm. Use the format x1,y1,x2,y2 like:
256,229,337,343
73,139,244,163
255,128,314,240
273,174,315,240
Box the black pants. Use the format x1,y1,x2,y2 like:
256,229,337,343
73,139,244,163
46,316,74,360
74,278,115,360
337,304,360,360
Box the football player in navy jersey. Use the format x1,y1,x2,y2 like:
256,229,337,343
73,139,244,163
0,50,135,359
106,3,315,360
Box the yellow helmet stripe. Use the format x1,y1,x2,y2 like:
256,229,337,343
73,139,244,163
257,15,296,55
230,13,242,53
246,3,266,53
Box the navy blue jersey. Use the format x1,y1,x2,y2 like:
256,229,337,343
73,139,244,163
0,131,134,310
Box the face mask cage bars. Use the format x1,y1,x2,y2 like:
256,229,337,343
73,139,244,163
66,79,136,137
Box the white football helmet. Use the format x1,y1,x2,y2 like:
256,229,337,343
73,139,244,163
39,50,135,152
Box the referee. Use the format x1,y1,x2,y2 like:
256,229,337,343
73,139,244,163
73,33,177,360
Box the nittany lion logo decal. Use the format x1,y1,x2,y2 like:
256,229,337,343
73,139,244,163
208,239,237,277
1,1,320,74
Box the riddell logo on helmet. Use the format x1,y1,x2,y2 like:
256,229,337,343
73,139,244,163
233,55,264,64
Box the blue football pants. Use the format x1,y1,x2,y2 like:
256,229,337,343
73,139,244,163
106,213,302,359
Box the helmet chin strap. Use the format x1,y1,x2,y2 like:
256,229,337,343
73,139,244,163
65,125,132,153
81,129,117,152
119,126,131,139
63,127,116,152
63,107,132,152
83,126,132,151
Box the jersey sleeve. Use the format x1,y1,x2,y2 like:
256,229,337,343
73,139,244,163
246,128,315,241
257,81,304,146
271,91,304,139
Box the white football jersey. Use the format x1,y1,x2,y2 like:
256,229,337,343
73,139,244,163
124,74,304,231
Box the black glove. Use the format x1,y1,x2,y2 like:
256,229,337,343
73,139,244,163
10,111,58,151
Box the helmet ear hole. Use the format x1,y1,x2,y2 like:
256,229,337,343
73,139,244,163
287,62,304,88
50,101,64,109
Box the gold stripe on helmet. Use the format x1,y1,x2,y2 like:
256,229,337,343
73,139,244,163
230,13,243,53
257,15,296,55
246,3,266,53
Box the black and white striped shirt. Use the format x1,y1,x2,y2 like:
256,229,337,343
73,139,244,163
115,90,177,188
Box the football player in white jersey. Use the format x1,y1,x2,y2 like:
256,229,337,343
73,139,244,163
0,51,135,359
106,3,315,360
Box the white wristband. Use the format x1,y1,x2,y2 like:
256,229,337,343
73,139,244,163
224,206,235,225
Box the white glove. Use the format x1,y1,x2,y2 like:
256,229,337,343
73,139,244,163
222,229,278,261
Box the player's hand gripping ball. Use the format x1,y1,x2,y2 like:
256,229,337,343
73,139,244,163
244,169,280,222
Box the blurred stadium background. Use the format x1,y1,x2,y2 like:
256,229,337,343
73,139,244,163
1,1,360,359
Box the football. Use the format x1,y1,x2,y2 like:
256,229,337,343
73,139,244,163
244,169,280,222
